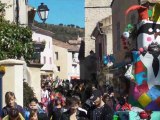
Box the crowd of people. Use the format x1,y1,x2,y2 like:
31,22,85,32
0,78,132,120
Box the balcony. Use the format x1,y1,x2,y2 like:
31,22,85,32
28,52,43,67
33,41,45,52
27,41,45,66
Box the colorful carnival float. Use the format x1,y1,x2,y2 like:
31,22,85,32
115,0,160,119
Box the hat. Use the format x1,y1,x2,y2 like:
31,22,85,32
125,5,148,21
90,90,102,101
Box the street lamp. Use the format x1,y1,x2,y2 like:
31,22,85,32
37,3,49,23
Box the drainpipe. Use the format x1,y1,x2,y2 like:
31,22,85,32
16,0,19,25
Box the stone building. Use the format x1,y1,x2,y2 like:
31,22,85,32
85,0,112,56
80,0,112,81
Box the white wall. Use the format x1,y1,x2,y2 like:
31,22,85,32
1,0,28,25
19,0,28,25
67,52,80,80
67,52,72,80
0,59,24,107
32,32,54,72
53,45,68,80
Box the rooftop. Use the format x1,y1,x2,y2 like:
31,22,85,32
53,39,80,52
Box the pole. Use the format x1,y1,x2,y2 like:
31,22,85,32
0,73,4,114
16,0,19,25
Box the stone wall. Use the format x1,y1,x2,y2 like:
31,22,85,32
85,0,112,57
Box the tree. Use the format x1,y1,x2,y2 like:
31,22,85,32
0,1,34,62
23,82,34,107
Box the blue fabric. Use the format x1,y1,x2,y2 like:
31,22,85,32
145,101,160,111
116,111,129,120
135,72,147,85
147,86,160,100
150,111,160,120
129,111,140,120
117,111,160,120
132,51,140,63
24,110,30,120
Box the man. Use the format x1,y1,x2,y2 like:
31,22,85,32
89,89,114,120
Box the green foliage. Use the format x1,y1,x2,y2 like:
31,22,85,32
34,21,85,42
0,21,34,61
23,82,34,107
0,2,34,61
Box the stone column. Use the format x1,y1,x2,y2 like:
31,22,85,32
0,59,25,107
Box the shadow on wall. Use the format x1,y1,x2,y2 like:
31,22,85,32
78,41,97,85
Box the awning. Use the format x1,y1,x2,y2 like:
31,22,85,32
40,71,53,75
71,76,80,80
41,63,58,73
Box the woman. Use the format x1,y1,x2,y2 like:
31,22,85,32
50,97,64,120
60,97,88,120
1,92,24,119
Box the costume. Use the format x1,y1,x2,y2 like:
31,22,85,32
124,2,160,110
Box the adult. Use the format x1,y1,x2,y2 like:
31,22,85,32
1,92,24,118
41,86,49,103
89,89,114,120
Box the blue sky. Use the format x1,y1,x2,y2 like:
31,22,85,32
28,0,85,28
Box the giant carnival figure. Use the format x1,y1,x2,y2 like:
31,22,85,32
124,1,160,111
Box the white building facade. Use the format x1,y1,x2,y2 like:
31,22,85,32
67,52,80,80
1,0,28,25
53,40,80,81
32,32,55,73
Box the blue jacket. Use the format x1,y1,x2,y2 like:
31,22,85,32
1,103,24,118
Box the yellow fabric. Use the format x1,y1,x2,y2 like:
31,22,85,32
152,3,160,22
2,113,25,120
138,93,152,107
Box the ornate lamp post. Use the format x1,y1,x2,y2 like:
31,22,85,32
37,3,49,23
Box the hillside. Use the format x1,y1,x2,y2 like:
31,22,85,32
34,21,85,42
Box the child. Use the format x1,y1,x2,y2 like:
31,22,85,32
29,110,38,120
2,108,24,120
1,92,24,118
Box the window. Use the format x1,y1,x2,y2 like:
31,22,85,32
72,65,77,73
72,52,75,59
55,52,58,60
57,66,60,71
25,0,28,5
43,56,46,64
49,57,52,64
49,41,50,49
